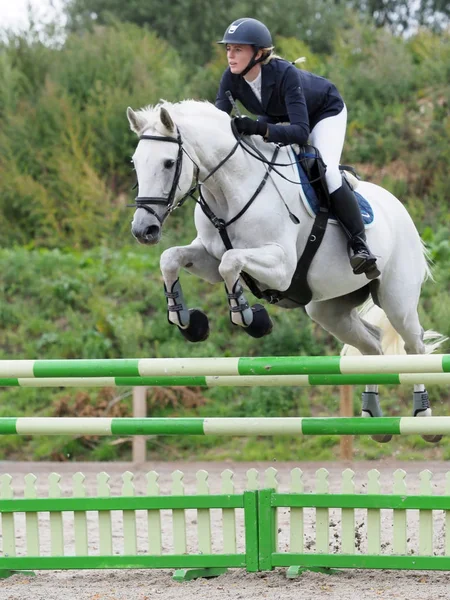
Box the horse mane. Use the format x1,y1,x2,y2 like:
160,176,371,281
134,99,231,133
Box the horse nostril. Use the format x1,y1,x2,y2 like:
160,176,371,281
145,225,160,239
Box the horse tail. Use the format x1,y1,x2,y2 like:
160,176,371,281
341,298,447,356
421,237,434,283
342,237,446,356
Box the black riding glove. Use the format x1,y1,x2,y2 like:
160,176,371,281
233,116,267,138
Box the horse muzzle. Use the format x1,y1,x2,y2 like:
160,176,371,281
131,209,163,245
131,223,161,245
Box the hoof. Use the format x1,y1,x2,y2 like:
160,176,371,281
412,391,442,443
421,434,443,443
178,309,209,343
243,304,273,338
371,434,393,443
362,397,392,443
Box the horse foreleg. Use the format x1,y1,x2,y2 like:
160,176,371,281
160,240,221,342
218,245,294,335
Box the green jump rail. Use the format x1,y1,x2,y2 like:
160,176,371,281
0,354,449,378
1,417,450,436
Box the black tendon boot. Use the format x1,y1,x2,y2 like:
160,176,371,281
329,181,380,279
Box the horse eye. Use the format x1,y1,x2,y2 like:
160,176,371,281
164,159,175,169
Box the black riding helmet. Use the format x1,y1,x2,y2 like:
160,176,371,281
218,18,272,48
218,18,273,77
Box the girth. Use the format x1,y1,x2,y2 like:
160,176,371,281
262,147,331,306
239,148,331,307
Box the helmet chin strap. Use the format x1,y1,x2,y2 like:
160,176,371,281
240,48,266,78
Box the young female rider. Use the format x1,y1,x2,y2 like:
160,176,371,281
215,17,379,279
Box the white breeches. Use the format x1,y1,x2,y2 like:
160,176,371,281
309,104,347,194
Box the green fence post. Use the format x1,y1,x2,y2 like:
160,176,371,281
243,490,259,572
258,489,276,572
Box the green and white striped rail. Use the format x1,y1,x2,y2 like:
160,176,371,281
1,373,450,387
1,417,450,436
0,354,449,379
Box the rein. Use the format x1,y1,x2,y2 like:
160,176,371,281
129,124,278,233
230,120,326,187
198,144,279,231
129,120,325,228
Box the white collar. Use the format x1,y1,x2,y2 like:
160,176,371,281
244,70,262,86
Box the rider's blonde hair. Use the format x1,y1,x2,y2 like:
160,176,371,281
260,47,279,63
261,48,306,65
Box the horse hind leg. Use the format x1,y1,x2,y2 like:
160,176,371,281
343,312,393,442
361,385,392,443
307,292,394,443
377,282,443,443
343,303,401,443
406,347,442,443
306,291,384,356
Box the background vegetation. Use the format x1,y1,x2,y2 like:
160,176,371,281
0,1,449,462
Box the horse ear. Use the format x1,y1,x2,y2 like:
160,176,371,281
160,107,175,132
127,107,145,134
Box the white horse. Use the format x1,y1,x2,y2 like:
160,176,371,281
127,100,445,442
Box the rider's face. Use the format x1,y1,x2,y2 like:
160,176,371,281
226,44,255,74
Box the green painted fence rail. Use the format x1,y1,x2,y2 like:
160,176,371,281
1,416,450,436
0,354,449,379
1,468,450,581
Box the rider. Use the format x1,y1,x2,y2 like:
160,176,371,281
215,17,379,279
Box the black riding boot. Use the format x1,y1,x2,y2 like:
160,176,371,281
329,181,380,280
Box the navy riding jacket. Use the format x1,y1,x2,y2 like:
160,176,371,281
215,58,344,146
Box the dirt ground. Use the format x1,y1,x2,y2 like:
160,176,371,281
1,459,450,600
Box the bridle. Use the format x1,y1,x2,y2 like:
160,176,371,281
129,119,329,227
129,128,241,225
130,116,332,245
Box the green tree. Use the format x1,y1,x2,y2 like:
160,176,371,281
345,0,449,31
64,0,348,64
0,22,188,248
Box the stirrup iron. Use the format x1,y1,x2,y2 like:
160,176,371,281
349,237,380,279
